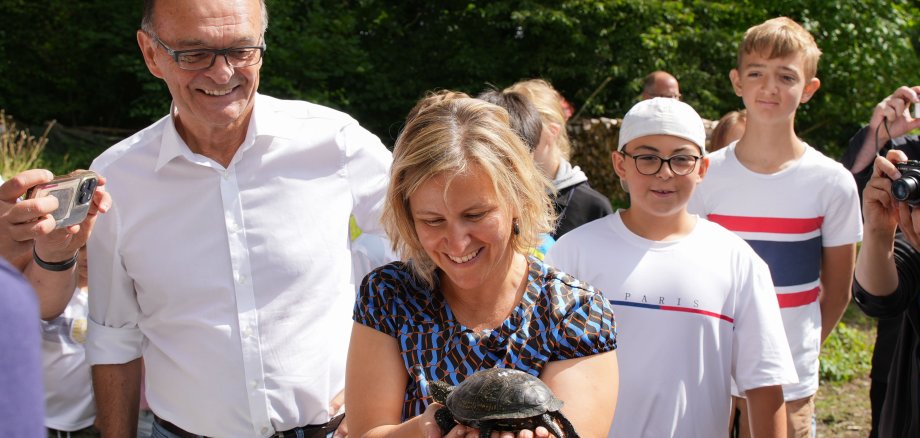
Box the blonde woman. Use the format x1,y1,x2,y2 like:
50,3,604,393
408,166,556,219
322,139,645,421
507,79,612,239
346,95,618,438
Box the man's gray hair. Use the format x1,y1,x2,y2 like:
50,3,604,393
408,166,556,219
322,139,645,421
141,0,269,38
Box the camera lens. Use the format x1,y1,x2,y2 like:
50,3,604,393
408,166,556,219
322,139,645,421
892,176,920,203
77,179,97,204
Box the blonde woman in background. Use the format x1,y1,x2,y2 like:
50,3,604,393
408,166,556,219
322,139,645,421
507,79,613,240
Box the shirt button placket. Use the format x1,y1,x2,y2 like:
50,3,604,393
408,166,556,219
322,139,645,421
219,167,270,434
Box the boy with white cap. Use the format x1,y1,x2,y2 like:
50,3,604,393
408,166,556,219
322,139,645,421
547,97,796,437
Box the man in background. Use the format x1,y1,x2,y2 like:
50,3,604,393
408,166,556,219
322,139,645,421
641,70,682,100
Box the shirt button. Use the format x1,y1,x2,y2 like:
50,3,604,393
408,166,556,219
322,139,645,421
242,327,253,338
223,171,231,180
251,380,259,389
238,275,247,284
260,426,269,435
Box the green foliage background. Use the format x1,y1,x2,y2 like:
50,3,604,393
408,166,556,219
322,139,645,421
0,0,918,169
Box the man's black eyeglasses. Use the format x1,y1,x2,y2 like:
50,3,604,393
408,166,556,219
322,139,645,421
154,37,266,71
619,151,702,176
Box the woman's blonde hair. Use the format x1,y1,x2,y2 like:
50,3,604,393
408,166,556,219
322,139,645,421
384,95,556,287
506,79,572,159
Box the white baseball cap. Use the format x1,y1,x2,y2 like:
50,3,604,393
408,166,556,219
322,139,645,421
618,97,706,155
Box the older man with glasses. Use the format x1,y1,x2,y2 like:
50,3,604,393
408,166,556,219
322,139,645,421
86,1,392,437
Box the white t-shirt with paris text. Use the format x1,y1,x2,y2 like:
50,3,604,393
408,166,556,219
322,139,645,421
547,212,796,438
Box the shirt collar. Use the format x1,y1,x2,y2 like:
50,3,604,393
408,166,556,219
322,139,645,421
154,94,293,171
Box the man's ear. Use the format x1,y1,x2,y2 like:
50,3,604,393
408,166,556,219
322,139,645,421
137,30,165,79
801,77,821,103
729,69,743,97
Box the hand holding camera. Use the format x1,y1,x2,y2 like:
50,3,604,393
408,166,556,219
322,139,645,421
869,86,920,148
25,170,100,230
865,150,920,251
0,169,110,270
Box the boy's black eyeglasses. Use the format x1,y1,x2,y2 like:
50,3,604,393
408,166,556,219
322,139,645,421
154,37,266,71
619,151,702,176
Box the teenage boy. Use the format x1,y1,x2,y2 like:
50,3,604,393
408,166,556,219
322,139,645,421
689,17,863,437
548,97,796,438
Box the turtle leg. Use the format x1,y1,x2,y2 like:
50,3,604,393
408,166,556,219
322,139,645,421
479,423,493,438
537,413,567,438
546,411,580,438
435,408,457,436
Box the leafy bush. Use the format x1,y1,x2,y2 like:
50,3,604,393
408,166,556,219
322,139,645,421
820,322,873,383
0,110,54,180
1,0,918,158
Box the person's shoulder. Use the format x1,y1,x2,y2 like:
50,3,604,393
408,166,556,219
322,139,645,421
363,261,432,300
365,261,413,285
695,218,769,264
536,258,614,322
539,257,601,296
0,258,36,317
893,133,920,152
0,258,29,290
799,144,859,187
569,182,613,209
801,143,848,170
553,214,615,249
259,94,358,125
697,216,749,242
91,115,171,172
706,143,733,163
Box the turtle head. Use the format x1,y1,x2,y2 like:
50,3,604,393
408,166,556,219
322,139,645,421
429,380,453,404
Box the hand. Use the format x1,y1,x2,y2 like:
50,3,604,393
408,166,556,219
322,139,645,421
0,169,56,269
469,426,551,438
869,85,920,148
328,389,347,438
893,150,920,250
419,402,450,438
32,174,110,264
418,404,552,438
863,150,906,236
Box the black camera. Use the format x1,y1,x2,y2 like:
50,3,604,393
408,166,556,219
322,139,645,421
893,160,920,205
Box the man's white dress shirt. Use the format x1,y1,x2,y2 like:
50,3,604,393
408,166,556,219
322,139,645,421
86,94,392,437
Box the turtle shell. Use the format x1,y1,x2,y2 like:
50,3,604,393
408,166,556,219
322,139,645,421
445,368,564,422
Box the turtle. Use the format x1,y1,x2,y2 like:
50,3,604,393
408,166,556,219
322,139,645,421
429,368,580,438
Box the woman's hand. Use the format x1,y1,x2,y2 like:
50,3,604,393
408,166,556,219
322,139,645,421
419,402,481,438
418,403,552,438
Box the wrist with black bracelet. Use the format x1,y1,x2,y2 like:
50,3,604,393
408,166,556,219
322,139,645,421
32,247,78,271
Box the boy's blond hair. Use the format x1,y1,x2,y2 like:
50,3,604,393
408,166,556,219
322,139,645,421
737,17,822,79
